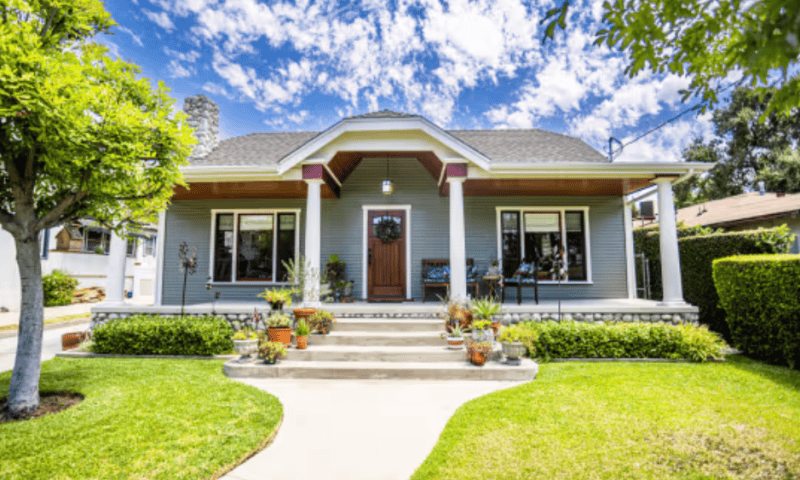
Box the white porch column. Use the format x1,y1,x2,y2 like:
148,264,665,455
655,178,685,305
304,179,323,304
448,177,468,300
623,201,638,299
105,231,127,304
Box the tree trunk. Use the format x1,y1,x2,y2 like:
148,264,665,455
7,235,44,415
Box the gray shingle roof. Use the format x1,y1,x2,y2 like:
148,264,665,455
348,110,419,119
188,122,608,167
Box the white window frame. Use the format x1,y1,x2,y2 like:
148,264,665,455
208,208,302,285
495,206,592,284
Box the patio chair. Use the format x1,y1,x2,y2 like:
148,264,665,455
421,259,479,302
501,262,539,305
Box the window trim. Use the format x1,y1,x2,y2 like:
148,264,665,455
208,208,301,285
495,206,592,284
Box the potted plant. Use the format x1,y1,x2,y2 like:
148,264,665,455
266,314,292,345
232,328,259,357
471,341,493,366
294,319,311,350
283,256,328,322
487,259,501,276
464,338,475,362
471,297,503,334
258,287,293,311
258,341,287,364
471,319,493,343
498,328,528,365
308,310,336,334
446,325,464,350
441,298,472,332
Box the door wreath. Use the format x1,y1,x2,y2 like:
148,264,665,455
375,216,402,243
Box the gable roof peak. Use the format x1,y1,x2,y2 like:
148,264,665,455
347,109,419,120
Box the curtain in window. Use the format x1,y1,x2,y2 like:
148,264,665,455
236,214,274,281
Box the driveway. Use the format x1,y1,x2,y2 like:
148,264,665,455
0,322,90,374
222,378,522,480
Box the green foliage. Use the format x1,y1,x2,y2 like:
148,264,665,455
231,328,257,341
472,319,491,331
294,319,310,337
0,358,283,479
265,314,291,328
714,254,800,368
676,87,800,207
502,321,726,362
41,269,78,307
92,315,233,356
470,297,502,320
448,325,463,338
635,225,795,337
257,341,287,362
307,310,335,334
543,1,800,118
258,288,293,307
497,327,524,344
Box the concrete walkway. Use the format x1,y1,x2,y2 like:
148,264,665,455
0,303,92,328
0,321,90,373
221,378,522,480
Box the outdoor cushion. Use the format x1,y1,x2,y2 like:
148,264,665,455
424,266,448,282
467,265,478,281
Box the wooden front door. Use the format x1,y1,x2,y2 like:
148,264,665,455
367,210,406,301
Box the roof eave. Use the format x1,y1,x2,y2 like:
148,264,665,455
181,165,281,182
488,161,714,175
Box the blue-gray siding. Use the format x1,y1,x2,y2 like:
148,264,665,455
161,158,628,304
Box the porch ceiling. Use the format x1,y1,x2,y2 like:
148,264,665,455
328,151,443,184
172,181,339,200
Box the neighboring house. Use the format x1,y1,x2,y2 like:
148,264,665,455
0,222,157,311
123,94,709,308
676,191,800,253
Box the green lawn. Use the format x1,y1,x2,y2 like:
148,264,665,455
0,358,282,480
412,356,800,480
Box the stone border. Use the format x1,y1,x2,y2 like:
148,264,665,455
90,309,700,331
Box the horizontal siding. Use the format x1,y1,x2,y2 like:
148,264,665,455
161,199,306,305
161,164,628,304
464,196,627,300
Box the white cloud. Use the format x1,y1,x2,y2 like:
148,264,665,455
116,25,143,47
287,110,309,123
163,47,201,63
142,9,176,32
167,59,195,78
614,113,714,162
202,82,234,100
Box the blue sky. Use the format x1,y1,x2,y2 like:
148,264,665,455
103,0,722,162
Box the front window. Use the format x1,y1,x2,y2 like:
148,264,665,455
499,208,590,282
143,236,156,257
84,228,109,254
127,238,137,257
212,210,299,283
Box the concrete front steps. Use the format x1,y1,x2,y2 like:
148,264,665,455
223,316,539,381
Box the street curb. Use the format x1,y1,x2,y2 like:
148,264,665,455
0,318,90,340
55,351,238,360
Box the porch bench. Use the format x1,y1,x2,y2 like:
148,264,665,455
501,262,539,305
421,259,479,302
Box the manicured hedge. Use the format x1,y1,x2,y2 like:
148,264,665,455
92,315,233,355
635,225,795,337
713,254,800,368
503,321,727,362
42,269,79,307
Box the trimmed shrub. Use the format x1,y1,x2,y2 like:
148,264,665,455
502,321,727,362
635,225,796,337
713,254,800,368
92,315,233,355
42,270,79,307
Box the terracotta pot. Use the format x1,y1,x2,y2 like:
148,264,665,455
471,350,488,366
293,308,317,323
296,335,308,350
267,327,292,346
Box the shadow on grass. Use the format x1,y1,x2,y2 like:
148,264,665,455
725,354,800,393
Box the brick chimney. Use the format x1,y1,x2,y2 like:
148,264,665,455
183,94,219,158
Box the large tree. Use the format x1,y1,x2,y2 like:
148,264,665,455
674,86,800,207
0,0,194,415
544,0,800,117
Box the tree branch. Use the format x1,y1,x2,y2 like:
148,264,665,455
36,170,91,230
39,6,58,38
0,208,20,236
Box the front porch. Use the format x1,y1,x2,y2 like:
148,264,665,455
89,298,699,328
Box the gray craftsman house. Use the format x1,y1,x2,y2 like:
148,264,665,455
94,94,710,326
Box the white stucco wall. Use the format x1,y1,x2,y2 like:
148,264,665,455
0,228,21,312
